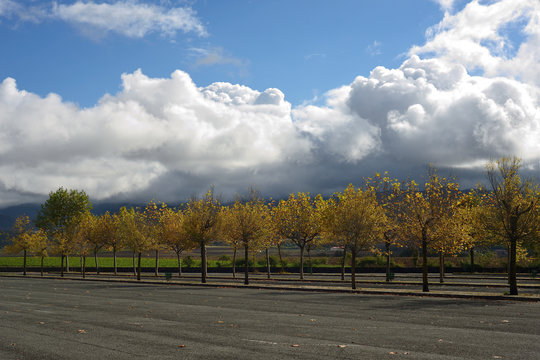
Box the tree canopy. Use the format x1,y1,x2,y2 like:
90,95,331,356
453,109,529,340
36,187,92,237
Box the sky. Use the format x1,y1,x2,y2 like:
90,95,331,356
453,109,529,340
0,0,539,207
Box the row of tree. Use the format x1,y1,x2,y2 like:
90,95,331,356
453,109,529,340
5,157,540,295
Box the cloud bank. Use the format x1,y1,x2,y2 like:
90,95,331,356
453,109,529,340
0,0,539,206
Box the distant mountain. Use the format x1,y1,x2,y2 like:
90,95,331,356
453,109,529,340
0,202,151,230
0,203,41,230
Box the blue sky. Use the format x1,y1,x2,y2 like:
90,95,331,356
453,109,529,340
1,0,445,108
0,0,539,206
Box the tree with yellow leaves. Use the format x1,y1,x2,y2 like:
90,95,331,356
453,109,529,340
115,207,135,276
368,172,404,282
273,192,325,280
97,212,123,275
117,206,153,280
34,230,49,277
221,191,269,285
80,212,109,275
220,206,241,279
51,220,79,277
160,207,196,277
482,157,540,295
397,167,461,292
456,188,489,273
183,188,221,283
72,212,93,278
5,215,48,276
430,209,471,283
80,211,120,275
266,199,286,274
144,201,168,277
260,225,278,279
324,184,386,289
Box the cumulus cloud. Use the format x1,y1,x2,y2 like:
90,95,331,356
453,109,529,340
1,0,540,206
341,55,540,166
0,0,206,38
2,53,539,206
0,70,312,206
412,0,540,85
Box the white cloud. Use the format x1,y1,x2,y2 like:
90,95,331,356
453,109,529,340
0,1,206,38
0,0,17,16
53,1,206,38
342,55,540,166
292,0,540,183
0,70,312,206
412,0,540,85
1,0,540,206
0,0,47,23
293,86,381,163
3,50,539,206
432,0,456,12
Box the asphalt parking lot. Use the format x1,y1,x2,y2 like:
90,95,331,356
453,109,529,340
1,276,539,359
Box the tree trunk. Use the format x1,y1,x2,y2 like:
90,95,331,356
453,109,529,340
413,247,419,267
439,252,444,283
61,253,64,278
80,255,83,274
82,256,86,279
205,246,208,277
470,247,475,273
277,243,285,273
232,247,237,279
94,250,99,275
132,251,137,276
66,256,70,273
113,247,117,275
177,252,182,277
351,246,357,290
154,249,159,277
307,246,313,275
40,255,44,277
341,247,347,281
385,241,391,282
299,245,305,280
23,249,27,276
244,242,249,285
507,244,511,284
509,238,518,295
137,252,142,281
422,238,429,292
201,241,207,283
265,248,271,279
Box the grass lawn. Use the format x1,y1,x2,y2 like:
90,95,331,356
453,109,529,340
0,256,338,269
0,256,188,268
2,254,526,271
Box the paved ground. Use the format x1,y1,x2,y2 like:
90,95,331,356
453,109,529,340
1,277,539,359
179,272,540,295
21,270,539,296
